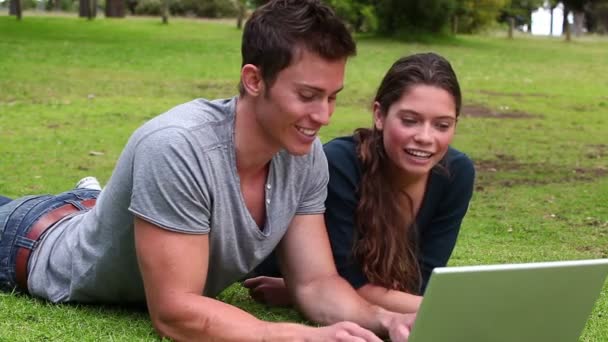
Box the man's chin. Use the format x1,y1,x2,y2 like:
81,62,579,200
285,143,314,156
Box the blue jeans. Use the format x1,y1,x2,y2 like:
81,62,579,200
0,189,99,292
0,196,11,207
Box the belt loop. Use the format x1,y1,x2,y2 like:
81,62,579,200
68,200,87,211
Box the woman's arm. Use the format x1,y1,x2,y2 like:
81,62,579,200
357,284,422,314
277,213,415,341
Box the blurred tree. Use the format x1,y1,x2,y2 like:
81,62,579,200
236,0,246,29
375,0,454,35
545,0,560,36
499,0,543,38
106,0,126,17
161,0,169,23
133,0,237,18
127,0,138,14
452,0,510,33
248,0,526,36
324,0,377,32
562,0,594,40
79,0,97,19
47,0,59,10
9,0,22,20
508,0,544,32
585,0,608,33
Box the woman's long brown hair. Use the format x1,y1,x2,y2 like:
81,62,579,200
353,53,462,294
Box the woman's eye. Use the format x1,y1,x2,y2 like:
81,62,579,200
435,122,452,130
401,118,417,125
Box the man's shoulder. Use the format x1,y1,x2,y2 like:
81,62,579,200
131,97,237,150
152,97,236,131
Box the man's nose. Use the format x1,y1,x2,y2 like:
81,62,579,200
310,100,332,126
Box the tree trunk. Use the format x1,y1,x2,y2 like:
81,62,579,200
10,0,22,20
236,0,246,29
549,7,554,36
508,17,514,39
79,0,97,19
127,0,137,15
573,11,584,36
451,15,458,35
563,6,571,41
161,0,169,24
105,0,125,17
88,0,95,20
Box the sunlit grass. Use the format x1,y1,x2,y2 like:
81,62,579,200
1,15,607,340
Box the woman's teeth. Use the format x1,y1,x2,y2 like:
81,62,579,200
405,149,432,158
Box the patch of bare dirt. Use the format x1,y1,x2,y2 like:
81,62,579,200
569,105,596,112
462,104,541,119
473,153,608,191
585,144,607,159
575,245,608,258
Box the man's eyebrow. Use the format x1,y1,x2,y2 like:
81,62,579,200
331,86,344,95
296,84,344,95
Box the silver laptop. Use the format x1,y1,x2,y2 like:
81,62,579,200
409,259,608,342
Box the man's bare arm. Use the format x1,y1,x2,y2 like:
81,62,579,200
277,214,415,341
134,217,383,341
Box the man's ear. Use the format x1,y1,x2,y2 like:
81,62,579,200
373,101,384,131
241,64,264,97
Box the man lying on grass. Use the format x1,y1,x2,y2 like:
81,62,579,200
0,0,414,340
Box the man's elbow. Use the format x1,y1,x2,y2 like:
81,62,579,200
149,308,184,340
292,275,349,325
148,303,210,341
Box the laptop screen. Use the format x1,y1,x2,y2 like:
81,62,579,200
409,259,608,342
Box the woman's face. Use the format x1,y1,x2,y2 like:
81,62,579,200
374,84,457,178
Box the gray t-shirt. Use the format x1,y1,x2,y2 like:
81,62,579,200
28,97,328,303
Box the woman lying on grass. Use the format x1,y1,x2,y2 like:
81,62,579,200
245,52,475,314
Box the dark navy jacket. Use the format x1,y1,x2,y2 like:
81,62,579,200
324,136,475,293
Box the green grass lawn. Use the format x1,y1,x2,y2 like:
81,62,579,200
1,14,607,341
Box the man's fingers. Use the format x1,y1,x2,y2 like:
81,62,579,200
334,329,378,342
341,323,383,342
397,324,410,340
389,323,411,342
